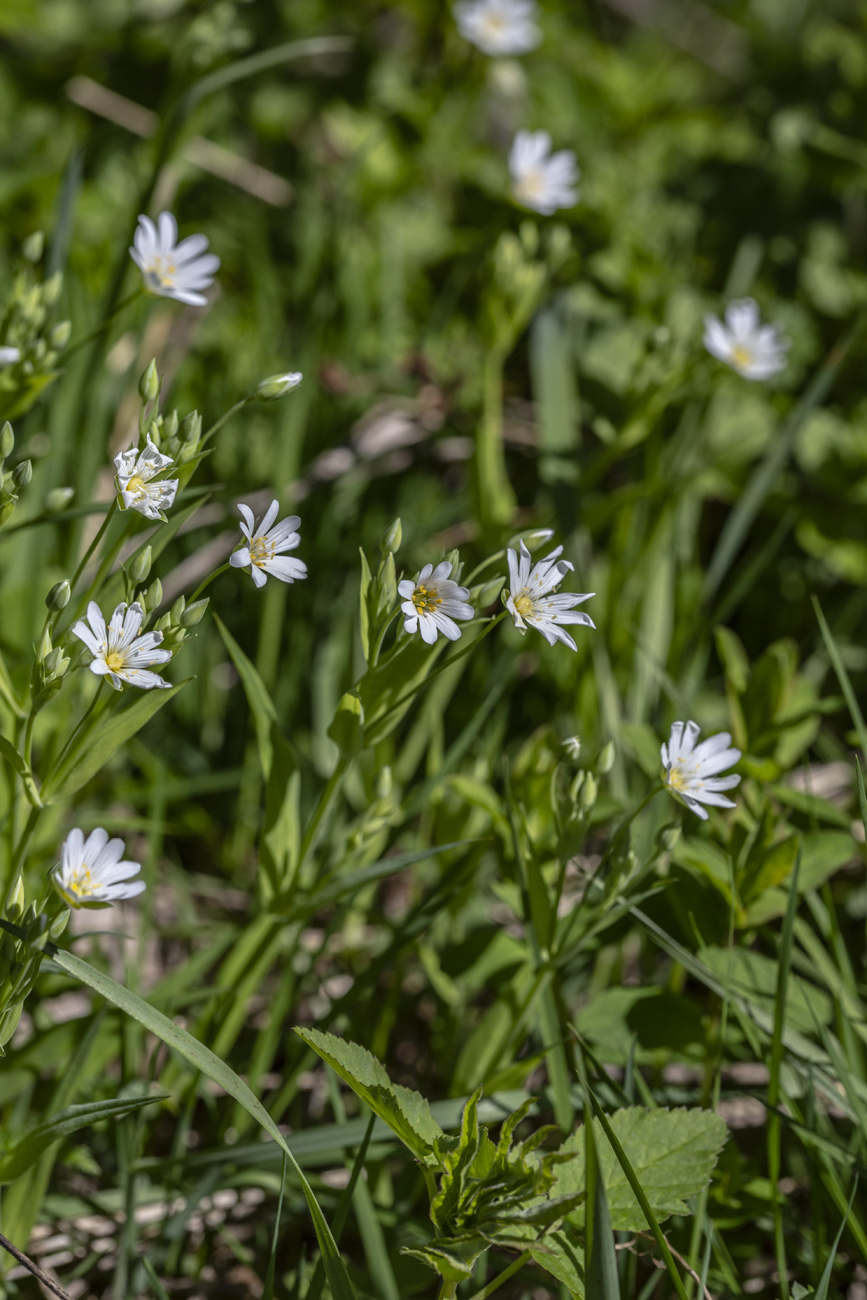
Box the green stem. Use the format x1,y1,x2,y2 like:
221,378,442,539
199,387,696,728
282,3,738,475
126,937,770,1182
465,1252,531,1300
199,398,251,449
70,500,117,593
476,348,516,534
7,804,42,897
23,710,36,771
49,680,105,780
296,757,349,877
370,606,401,667
190,562,231,604
64,289,144,361
435,1281,457,1300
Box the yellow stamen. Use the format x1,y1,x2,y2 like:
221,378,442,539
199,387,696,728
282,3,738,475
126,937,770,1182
105,650,126,672
70,865,94,897
730,344,753,370
513,591,535,617
126,475,146,495
250,537,276,568
412,584,442,614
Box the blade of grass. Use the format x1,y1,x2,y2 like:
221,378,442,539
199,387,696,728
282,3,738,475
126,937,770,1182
768,848,801,1300
813,595,867,760
815,1176,859,1300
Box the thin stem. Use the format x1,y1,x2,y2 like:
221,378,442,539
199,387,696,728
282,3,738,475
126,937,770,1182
199,397,251,449
190,562,231,604
50,680,105,779
7,804,42,897
370,606,401,666
435,1281,457,1300
70,500,117,592
464,548,506,586
297,757,349,877
0,1228,74,1300
465,1252,531,1300
63,289,144,361
23,709,36,770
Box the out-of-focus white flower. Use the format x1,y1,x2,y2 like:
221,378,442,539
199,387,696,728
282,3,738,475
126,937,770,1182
703,299,788,380
229,500,307,589
129,212,220,307
114,437,178,521
0,346,21,367
660,720,741,820
72,600,172,690
454,0,541,54
562,735,582,760
399,561,474,644
509,130,579,215
53,827,145,909
506,540,594,650
255,372,303,401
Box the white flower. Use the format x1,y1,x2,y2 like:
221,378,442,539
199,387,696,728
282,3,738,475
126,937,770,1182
562,735,582,760
229,500,307,589
0,346,21,367
454,0,541,54
660,720,741,820
114,437,179,521
72,600,172,691
506,540,594,650
53,827,145,909
509,130,580,215
399,561,474,644
129,212,220,307
703,299,789,380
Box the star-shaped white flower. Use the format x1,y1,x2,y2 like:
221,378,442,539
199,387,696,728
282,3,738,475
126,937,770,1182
399,561,474,644
509,130,580,215
72,600,172,691
53,827,145,909
229,500,307,589
129,212,220,307
660,720,741,820
703,299,788,380
506,540,594,650
0,346,21,367
114,437,179,521
455,0,541,54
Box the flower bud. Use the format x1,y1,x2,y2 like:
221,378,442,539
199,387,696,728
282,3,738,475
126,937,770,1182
579,772,597,810
32,339,47,364
170,595,186,624
179,410,202,444
145,577,163,611
154,612,171,633
45,579,70,612
5,876,25,923
380,518,402,556
139,359,160,403
45,486,74,513
50,320,71,350
375,764,393,800
255,371,303,401
597,742,615,774
22,231,44,263
507,527,555,554
129,546,152,586
656,824,681,853
49,909,70,939
180,597,209,628
12,460,32,489
42,271,63,306
0,423,14,459
476,576,505,607
162,409,179,441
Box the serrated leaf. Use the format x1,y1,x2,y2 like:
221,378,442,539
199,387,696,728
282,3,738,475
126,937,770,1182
401,1239,485,1282
529,1227,586,1298
555,1107,728,1232
432,1087,482,1231
295,1027,443,1163
0,1092,166,1183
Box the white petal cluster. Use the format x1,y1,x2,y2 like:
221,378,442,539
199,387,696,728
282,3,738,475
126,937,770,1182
0,346,21,367
129,212,220,307
229,500,307,589
72,600,172,691
399,562,474,644
114,437,179,521
53,827,145,909
703,298,788,380
454,0,541,54
506,541,594,650
509,131,580,215
660,721,741,820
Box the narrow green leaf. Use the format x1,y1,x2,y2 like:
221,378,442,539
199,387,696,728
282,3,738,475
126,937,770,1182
214,614,277,778
815,1177,859,1300
768,848,801,1300
856,759,867,846
582,1072,620,1300
0,1093,167,1183
0,735,41,806
813,595,867,761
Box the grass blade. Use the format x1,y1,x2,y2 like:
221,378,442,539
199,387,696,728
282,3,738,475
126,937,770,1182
813,595,867,761
768,848,801,1300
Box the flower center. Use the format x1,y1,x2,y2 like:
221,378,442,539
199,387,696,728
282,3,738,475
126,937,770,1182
482,11,506,34
70,865,94,897
105,650,127,673
412,584,442,614
730,344,753,370
126,474,147,495
145,257,177,289
250,537,276,568
517,168,545,201
513,591,535,617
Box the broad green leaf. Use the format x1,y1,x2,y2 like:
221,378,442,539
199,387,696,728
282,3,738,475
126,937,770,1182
556,1107,728,1232
0,734,41,806
740,834,799,906
402,1239,485,1283
52,950,356,1300
295,1027,444,1163
699,945,833,1035
0,1093,166,1183
327,690,365,757
261,726,300,898
43,680,190,802
215,614,277,778
530,1226,586,1297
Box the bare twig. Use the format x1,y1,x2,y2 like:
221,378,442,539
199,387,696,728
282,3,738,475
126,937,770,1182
0,1229,76,1300
617,1232,717,1300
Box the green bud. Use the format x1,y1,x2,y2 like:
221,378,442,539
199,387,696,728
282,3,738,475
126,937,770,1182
162,409,179,440
656,824,681,853
50,320,71,350
380,518,402,556
179,410,202,444
0,423,14,459
43,646,63,676
49,909,70,940
22,231,44,262
145,577,163,611
12,460,32,489
5,877,25,923
476,575,505,607
569,770,585,802
170,594,186,625
45,579,71,611
42,271,63,306
180,597,209,628
45,486,74,513
597,742,615,774
255,371,303,400
375,765,392,800
139,359,160,403
507,527,555,554
579,773,598,810
31,339,47,364
154,612,171,633
129,546,152,585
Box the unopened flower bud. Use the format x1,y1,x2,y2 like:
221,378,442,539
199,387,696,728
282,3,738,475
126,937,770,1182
579,772,597,810
49,909,70,939
255,371,303,401
145,577,163,611
42,271,63,305
180,597,209,628
375,765,392,800
162,409,178,441
5,876,25,922
476,576,505,606
179,410,201,444
139,359,160,403
656,824,681,852
129,546,152,585
380,518,402,556
45,579,71,611
154,612,171,633
597,742,615,774
31,339,47,364
50,320,71,350
0,423,14,459
569,770,585,802
170,595,186,624
12,460,32,489
22,231,44,263
45,486,74,513
507,527,555,554
36,626,52,663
